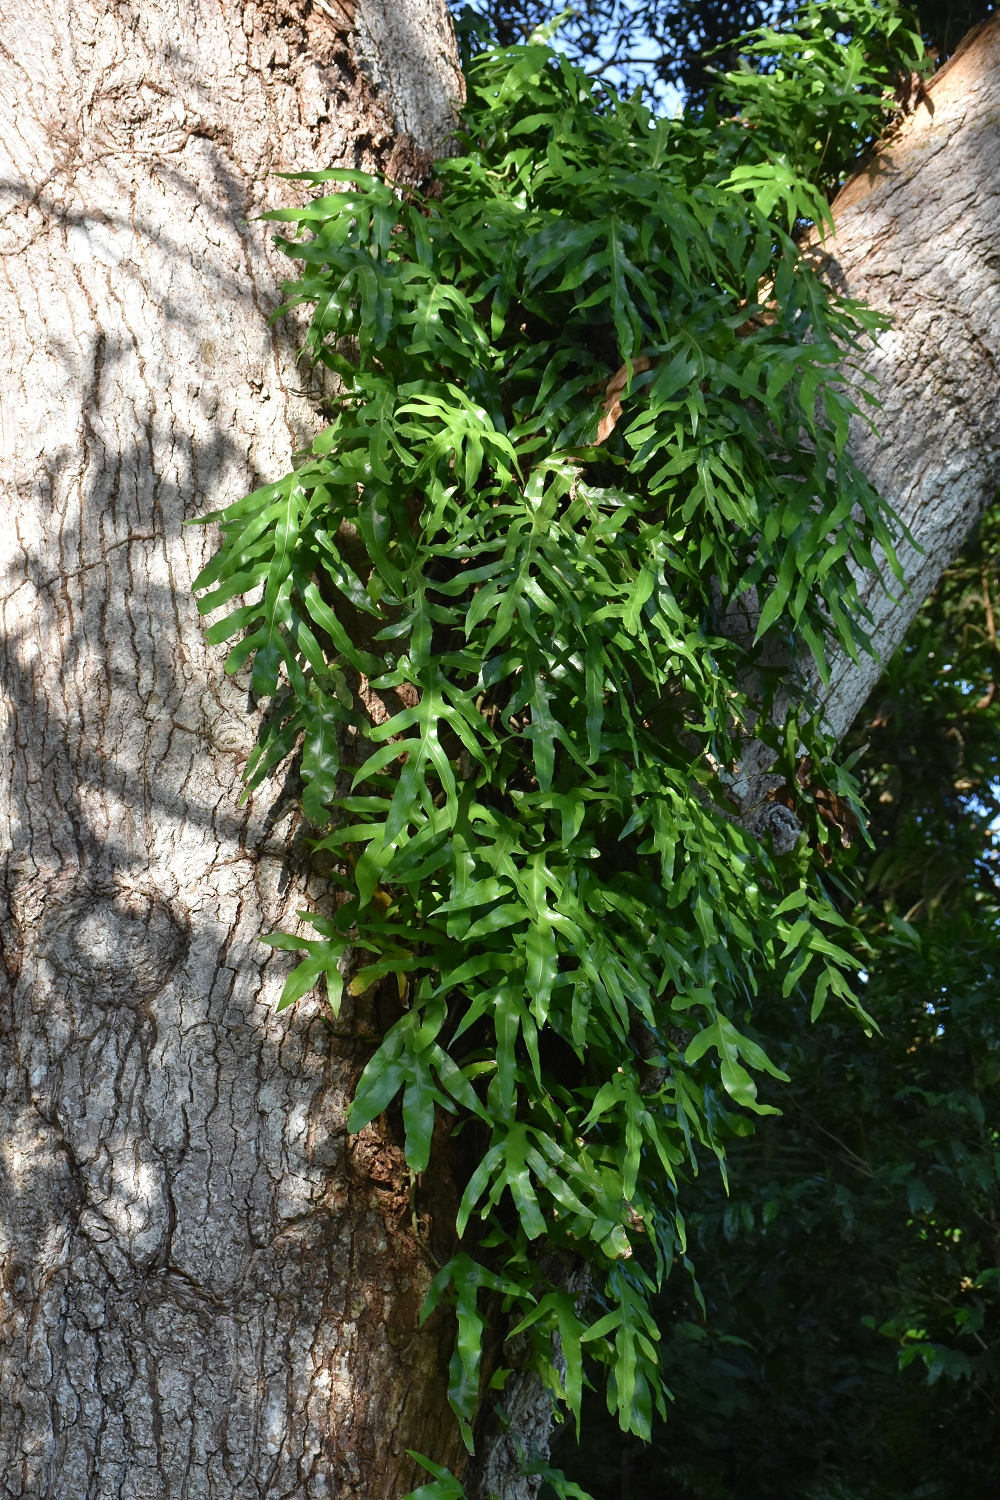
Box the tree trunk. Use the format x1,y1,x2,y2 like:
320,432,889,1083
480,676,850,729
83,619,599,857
2,6,999,1499
0,4,470,1497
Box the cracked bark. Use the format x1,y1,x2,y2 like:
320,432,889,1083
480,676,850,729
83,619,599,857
0,2,474,1496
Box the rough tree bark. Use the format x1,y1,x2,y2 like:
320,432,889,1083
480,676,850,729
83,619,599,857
0,4,473,1498
1,6,999,1500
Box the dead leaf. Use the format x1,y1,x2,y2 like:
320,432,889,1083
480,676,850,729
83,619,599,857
597,354,652,443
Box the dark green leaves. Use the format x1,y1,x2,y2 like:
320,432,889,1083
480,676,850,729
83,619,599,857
191,7,907,1462
349,989,490,1172
400,1452,470,1500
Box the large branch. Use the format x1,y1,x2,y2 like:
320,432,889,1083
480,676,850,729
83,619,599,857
820,17,1000,737
733,19,1000,835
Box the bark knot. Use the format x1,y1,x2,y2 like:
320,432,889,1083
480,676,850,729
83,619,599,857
42,885,189,1004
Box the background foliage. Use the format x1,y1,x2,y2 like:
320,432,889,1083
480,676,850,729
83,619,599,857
456,0,996,105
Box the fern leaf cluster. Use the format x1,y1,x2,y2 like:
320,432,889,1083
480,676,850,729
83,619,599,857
193,2,922,1458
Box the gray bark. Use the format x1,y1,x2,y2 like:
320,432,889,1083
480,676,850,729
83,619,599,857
0,3,468,1497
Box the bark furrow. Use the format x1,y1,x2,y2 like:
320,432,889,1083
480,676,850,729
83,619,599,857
0,4,467,1496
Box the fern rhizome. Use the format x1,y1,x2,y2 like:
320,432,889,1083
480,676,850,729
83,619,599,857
193,2,924,1480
